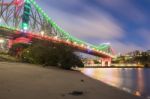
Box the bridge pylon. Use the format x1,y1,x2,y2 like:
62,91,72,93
100,58,112,66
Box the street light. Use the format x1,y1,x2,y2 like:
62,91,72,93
54,36,58,39
40,31,44,36
0,39,4,43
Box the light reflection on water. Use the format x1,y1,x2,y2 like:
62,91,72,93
80,68,150,99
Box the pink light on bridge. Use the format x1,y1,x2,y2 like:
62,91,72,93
0,0,23,6
13,0,24,17
13,0,24,6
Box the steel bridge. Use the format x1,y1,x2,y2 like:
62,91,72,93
0,0,115,66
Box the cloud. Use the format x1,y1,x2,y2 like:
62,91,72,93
137,29,150,49
110,41,144,54
36,0,124,40
35,0,148,53
57,9,124,40
97,0,147,23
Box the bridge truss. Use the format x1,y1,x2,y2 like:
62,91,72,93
0,0,115,58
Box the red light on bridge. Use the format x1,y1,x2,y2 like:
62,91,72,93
12,37,31,44
13,0,24,6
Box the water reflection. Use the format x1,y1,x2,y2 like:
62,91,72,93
81,68,150,98
136,68,144,96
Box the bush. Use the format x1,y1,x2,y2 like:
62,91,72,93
20,41,84,69
9,43,29,57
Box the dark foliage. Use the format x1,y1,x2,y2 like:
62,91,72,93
19,40,84,69
9,43,29,57
113,50,150,67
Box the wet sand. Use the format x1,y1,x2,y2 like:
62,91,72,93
0,62,142,99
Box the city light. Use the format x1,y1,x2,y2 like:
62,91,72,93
54,36,58,39
40,31,44,36
0,39,4,43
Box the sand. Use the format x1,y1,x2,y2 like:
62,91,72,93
0,62,142,99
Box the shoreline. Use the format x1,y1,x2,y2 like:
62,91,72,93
0,62,142,99
79,68,145,98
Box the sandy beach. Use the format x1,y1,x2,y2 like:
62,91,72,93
0,62,142,99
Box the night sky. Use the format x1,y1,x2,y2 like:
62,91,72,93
7,0,150,53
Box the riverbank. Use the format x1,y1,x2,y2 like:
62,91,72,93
0,54,18,62
0,62,142,99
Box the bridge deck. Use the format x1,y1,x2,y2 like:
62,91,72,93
0,26,114,58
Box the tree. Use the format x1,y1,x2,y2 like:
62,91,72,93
20,40,84,69
133,51,150,67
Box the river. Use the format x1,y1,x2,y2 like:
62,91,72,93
81,68,150,99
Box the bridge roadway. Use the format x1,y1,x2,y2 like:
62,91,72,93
0,26,114,59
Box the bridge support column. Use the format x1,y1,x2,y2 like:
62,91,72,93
101,58,112,67
8,37,31,48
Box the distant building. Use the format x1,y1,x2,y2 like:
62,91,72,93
146,50,150,55
126,50,142,57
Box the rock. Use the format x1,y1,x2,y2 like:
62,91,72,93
69,91,84,96
81,79,84,82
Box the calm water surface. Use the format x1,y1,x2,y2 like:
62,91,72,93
81,68,150,99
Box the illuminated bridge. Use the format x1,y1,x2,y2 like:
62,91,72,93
0,0,115,66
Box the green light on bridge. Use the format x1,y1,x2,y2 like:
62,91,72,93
22,23,28,30
25,0,30,3
22,0,31,30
